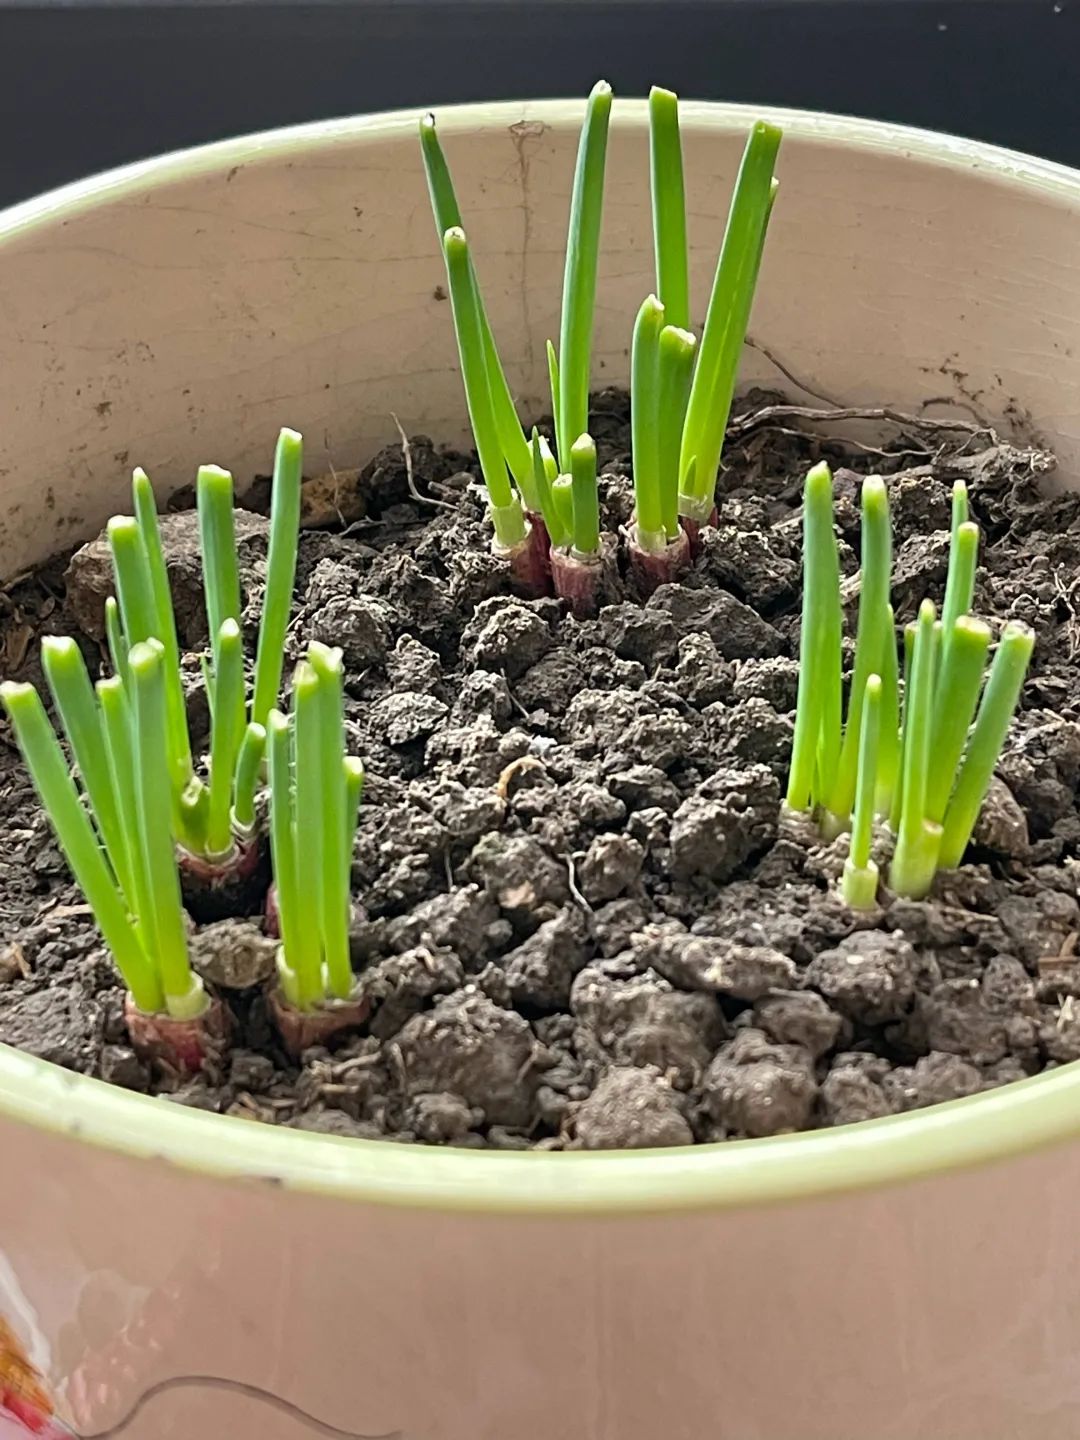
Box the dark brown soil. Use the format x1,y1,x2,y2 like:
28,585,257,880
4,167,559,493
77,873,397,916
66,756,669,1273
2,388,1079,1151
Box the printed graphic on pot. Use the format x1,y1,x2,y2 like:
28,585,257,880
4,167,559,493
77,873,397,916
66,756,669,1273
0,1316,71,1438
1,1306,400,1439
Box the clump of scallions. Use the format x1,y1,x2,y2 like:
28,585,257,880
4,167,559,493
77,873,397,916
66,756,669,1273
265,643,367,1054
425,85,782,612
106,428,302,911
423,83,614,614
2,639,228,1072
787,465,1033,905
1,427,308,1069
628,91,780,588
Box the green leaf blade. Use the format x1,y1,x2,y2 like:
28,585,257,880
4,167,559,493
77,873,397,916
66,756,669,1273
657,325,697,541
133,468,192,786
2,679,163,1013
939,622,1034,868
557,80,613,467
569,433,600,558
129,640,203,1017
679,120,781,513
827,475,892,826
630,295,666,545
443,226,524,547
649,86,690,331
196,464,242,681
786,462,842,812
252,427,303,730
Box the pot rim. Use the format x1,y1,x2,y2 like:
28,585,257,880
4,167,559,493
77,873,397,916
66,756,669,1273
4,100,1080,1213
4,97,1080,248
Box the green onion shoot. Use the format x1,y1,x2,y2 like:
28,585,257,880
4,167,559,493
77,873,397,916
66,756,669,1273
786,461,843,814
631,295,666,552
266,645,367,1054
841,673,882,910
420,110,539,511
823,475,891,834
891,599,942,899
442,225,549,596
649,86,689,331
628,294,696,591
552,80,613,472
549,433,605,619
678,121,781,531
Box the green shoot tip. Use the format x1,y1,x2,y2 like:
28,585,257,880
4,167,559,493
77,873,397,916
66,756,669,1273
308,640,345,681
443,224,467,259
196,463,232,488
751,118,784,147
571,433,596,464
862,473,887,507
128,637,165,672
805,460,833,498
1001,619,1035,653
40,634,79,662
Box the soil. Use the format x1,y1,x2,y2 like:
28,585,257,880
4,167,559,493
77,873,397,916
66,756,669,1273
2,387,1079,1151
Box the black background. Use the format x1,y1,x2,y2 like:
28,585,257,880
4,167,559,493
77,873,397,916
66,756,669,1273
0,0,1074,209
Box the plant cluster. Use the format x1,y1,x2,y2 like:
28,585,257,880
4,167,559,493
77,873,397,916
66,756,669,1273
423,85,781,616
1,86,1040,1087
786,464,1034,904
2,429,366,1070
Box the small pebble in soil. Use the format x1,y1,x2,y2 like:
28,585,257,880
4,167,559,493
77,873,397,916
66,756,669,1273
467,833,571,933
731,656,799,712
971,777,1029,859
673,633,732,707
372,692,450,747
503,906,591,1012
360,946,464,1040
578,834,645,905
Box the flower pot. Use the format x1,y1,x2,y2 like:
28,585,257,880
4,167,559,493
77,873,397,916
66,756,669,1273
2,102,1080,1439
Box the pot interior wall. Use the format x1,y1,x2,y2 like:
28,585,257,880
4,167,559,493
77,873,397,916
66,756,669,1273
2,102,1080,573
